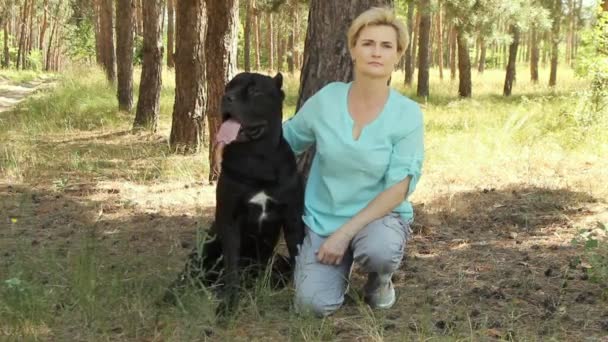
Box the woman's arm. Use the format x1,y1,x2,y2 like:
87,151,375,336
315,176,411,265
282,93,321,155
317,117,424,265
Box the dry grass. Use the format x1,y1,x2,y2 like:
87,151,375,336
0,65,607,341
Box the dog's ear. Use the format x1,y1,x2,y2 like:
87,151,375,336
273,73,283,90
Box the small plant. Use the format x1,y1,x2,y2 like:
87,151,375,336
572,222,608,288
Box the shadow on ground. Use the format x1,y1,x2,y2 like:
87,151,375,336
1,182,606,340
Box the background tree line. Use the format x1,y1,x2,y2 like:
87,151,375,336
1,0,606,171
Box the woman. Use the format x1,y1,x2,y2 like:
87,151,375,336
282,7,424,317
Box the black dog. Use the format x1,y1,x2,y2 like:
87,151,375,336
164,72,305,314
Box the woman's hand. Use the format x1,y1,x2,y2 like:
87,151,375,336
316,230,352,265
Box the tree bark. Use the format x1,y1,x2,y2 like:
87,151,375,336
16,0,29,70
39,0,49,51
116,0,135,111
292,0,300,71
278,36,285,72
25,0,34,68
288,29,295,73
449,24,456,80
296,0,393,178
45,18,57,71
503,25,520,96
100,0,116,83
204,0,239,180
566,0,573,66
133,0,163,131
404,0,415,85
170,0,207,153
549,0,561,87
436,2,444,80
3,22,9,68
267,12,274,71
411,11,419,73
253,1,261,70
417,0,431,97
94,0,102,65
478,39,486,73
530,26,539,83
243,0,253,71
456,28,471,97
167,0,175,68
136,0,144,36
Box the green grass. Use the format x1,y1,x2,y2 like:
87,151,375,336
1,64,607,340
0,69,50,84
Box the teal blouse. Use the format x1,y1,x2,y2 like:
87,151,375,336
283,82,424,237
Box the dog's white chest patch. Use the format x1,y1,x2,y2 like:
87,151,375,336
249,191,274,225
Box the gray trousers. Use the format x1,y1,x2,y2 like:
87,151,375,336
294,213,412,317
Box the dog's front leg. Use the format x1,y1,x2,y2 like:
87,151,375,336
217,219,241,316
282,203,305,268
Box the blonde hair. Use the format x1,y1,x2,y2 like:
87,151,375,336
347,7,409,57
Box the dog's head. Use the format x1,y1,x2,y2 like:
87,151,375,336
221,72,285,143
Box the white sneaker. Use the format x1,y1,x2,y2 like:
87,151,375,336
364,274,396,309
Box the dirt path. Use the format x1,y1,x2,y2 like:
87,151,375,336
0,77,54,113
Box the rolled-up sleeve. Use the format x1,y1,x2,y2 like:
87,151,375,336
282,94,319,155
385,118,424,199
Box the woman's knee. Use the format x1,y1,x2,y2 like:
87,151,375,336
354,242,404,274
294,290,342,317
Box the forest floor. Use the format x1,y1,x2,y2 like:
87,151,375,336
1,67,607,341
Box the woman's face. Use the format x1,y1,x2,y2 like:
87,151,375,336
351,25,400,79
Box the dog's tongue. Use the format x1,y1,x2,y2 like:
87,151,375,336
216,119,241,144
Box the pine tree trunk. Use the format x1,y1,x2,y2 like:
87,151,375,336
25,0,34,68
133,0,163,131
292,1,300,71
204,0,239,180
136,0,144,36
412,11,419,72
524,33,530,62
503,25,520,96
16,0,29,70
3,22,9,68
244,0,252,71
278,37,286,72
116,0,135,111
404,0,415,85
288,29,295,73
436,2,444,80
100,0,116,83
456,28,471,97
39,0,49,51
170,0,207,153
566,0,574,66
417,0,431,97
449,24,456,80
267,12,274,71
296,0,393,178
167,0,175,68
45,19,56,71
478,39,486,73
253,2,261,70
94,0,102,65
530,27,539,83
549,0,561,87
428,13,434,67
